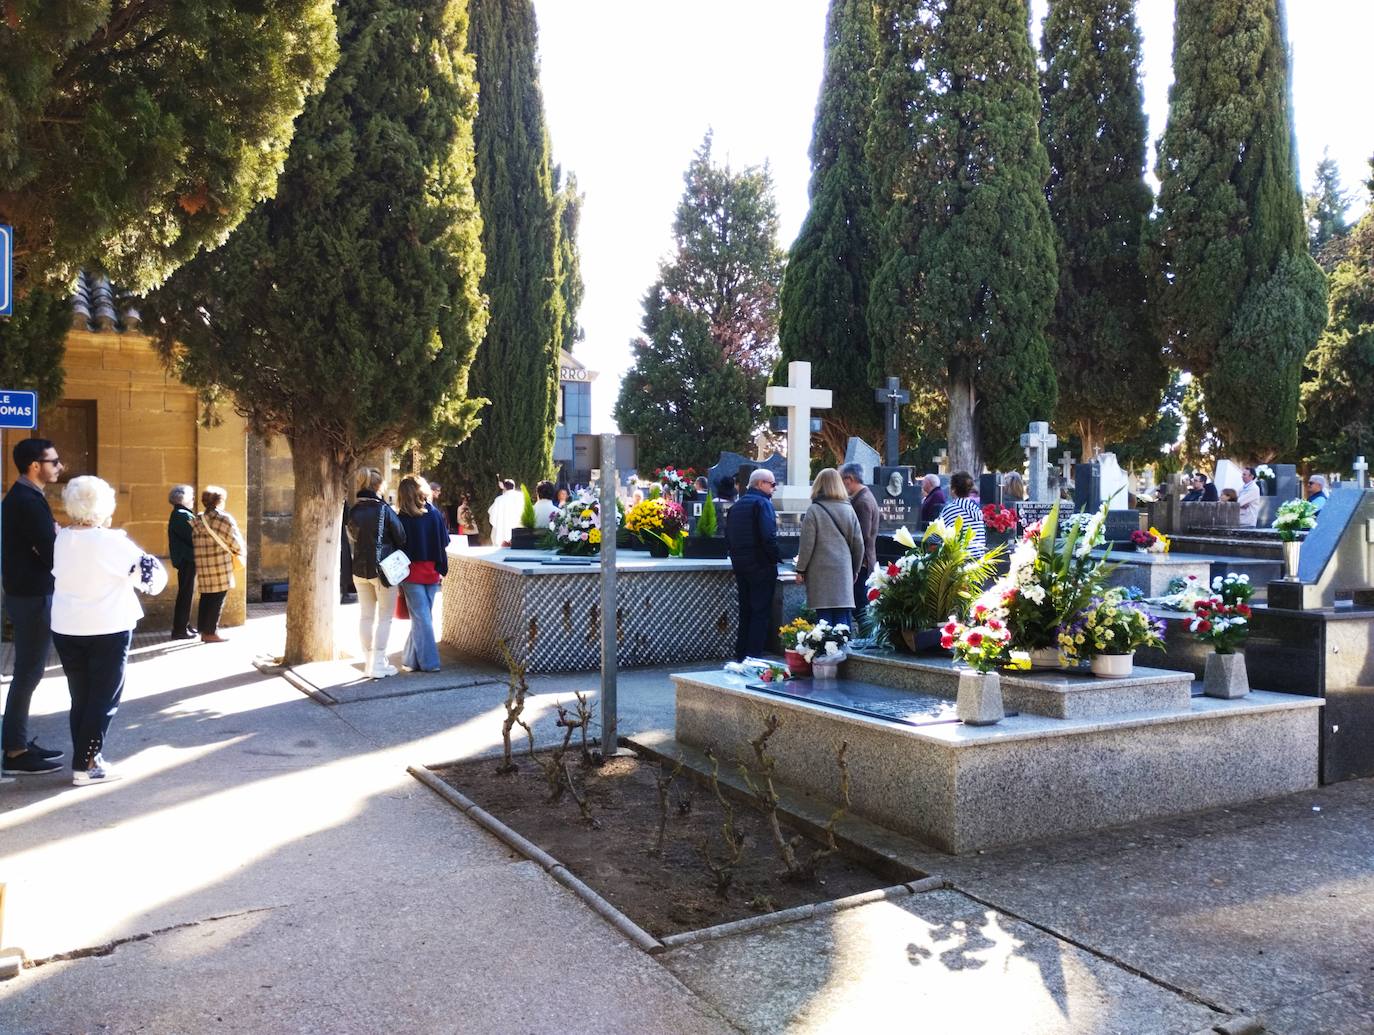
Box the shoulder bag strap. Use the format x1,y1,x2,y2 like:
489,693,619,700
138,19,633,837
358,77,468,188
199,513,237,558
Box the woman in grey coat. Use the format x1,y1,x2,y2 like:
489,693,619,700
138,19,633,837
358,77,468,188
795,468,864,630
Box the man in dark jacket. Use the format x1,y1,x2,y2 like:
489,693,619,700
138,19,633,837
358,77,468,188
841,463,879,618
724,468,780,661
919,474,946,524
2,438,65,775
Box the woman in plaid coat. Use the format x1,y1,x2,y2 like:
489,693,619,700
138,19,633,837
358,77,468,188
192,485,245,643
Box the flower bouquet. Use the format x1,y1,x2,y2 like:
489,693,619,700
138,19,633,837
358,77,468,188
1059,588,1165,675
654,466,696,499
1152,574,1210,612
547,489,611,555
625,496,687,556
941,604,1018,672
1255,464,1276,493
1129,526,1170,554
982,503,1018,534
779,617,816,675
1273,498,1318,541
1189,574,1254,655
795,618,851,664
979,501,1114,658
865,521,1003,649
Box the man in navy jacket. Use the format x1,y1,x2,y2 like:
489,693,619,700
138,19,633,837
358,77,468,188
2,438,65,775
724,468,781,661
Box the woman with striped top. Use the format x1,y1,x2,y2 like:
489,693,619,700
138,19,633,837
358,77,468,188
938,472,986,558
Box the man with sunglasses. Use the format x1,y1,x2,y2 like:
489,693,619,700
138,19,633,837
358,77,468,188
2,438,65,775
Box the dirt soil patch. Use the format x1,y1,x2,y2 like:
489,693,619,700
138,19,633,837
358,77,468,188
431,751,900,938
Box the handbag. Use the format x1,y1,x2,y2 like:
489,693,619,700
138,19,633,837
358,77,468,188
374,501,411,587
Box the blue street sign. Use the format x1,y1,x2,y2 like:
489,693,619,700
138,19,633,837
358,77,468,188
0,390,38,430
0,225,11,317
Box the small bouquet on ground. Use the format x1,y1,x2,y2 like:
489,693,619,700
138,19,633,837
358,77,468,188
1153,574,1210,612
1059,588,1166,661
1130,527,1170,554
758,662,791,683
940,603,1022,672
1189,573,1254,654
795,619,851,663
654,466,696,497
982,503,1018,534
547,489,612,555
1273,498,1318,541
625,496,687,554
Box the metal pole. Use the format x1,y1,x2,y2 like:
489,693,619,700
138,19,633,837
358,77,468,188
598,432,618,755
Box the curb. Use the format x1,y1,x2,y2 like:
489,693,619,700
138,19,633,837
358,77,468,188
280,667,338,706
407,764,666,954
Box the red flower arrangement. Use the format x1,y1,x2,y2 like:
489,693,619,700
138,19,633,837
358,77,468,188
982,503,1018,534
1130,529,1157,549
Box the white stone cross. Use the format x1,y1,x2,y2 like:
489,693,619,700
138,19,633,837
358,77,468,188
933,449,950,475
1059,450,1075,484
1019,421,1057,503
1355,455,1368,488
765,361,832,502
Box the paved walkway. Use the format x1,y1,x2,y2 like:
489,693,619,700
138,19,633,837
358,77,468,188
1,605,1371,1033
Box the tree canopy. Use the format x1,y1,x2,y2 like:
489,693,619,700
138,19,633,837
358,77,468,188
148,0,487,663
868,0,1058,473
1040,0,1163,458
777,0,880,462
1149,0,1326,457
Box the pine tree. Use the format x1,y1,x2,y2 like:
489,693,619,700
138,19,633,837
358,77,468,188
148,0,487,664
1149,0,1327,456
777,0,880,461
443,0,565,516
0,0,336,398
1041,0,1162,458
614,291,753,472
556,168,586,349
1306,148,1352,251
867,0,1059,474
1301,160,1374,468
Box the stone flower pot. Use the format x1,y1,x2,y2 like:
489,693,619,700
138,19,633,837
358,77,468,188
1028,647,1062,669
1204,652,1250,699
811,653,844,682
956,669,1004,726
1090,652,1134,678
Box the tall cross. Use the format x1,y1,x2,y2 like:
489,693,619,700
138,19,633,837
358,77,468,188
873,376,910,466
933,449,950,476
1059,450,1075,484
1355,455,1369,489
765,361,832,497
1019,421,1057,503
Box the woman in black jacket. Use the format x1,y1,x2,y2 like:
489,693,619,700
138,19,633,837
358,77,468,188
345,468,407,678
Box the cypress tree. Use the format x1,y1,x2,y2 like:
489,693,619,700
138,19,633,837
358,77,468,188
867,0,1059,474
0,0,336,398
444,0,565,514
1301,160,1374,468
777,0,880,461
148,0,487,663
1306,148,1352,252
1150,0,1326,456
556,168,586,349
1041,0,1162,458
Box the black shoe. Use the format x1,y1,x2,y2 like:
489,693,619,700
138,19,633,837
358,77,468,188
2,749,64,775
28,740,64,762
171,630,198,640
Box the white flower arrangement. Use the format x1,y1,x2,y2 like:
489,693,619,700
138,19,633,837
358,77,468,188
1255,464,1275,480
796,619,851,663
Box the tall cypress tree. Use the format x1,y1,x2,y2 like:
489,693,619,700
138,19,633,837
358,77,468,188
1150,0,1326,457
777,0,879,462
1041,0,1162,458
149,0,487,663
444,0,565,514
868,0,1058,473
1301,159,1374,468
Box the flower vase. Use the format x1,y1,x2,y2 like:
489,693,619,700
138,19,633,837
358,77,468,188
1090,652,1134,678
645,537,670,559
956,669,1004,725
1028,647,1061,670
1282,540,1301,581
784,649,811,677
811,654,844,683
1203,652,1250,699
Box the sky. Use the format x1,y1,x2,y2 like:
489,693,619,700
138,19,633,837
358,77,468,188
532,0,1374,433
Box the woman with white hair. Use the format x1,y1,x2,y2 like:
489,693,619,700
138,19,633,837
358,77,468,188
52,476,167,786
167,484,197,639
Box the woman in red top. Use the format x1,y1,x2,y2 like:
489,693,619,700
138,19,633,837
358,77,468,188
395,475,450,671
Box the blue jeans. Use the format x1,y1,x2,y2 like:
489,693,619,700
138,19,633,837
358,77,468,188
52,629,131,769
816,607,854,633
401,582,441,671
3,594,52,753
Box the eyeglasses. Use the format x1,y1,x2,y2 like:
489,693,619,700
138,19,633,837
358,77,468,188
42,457,62,466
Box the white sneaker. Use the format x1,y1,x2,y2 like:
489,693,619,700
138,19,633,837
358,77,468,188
72,756,122,787
367,651,397,679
